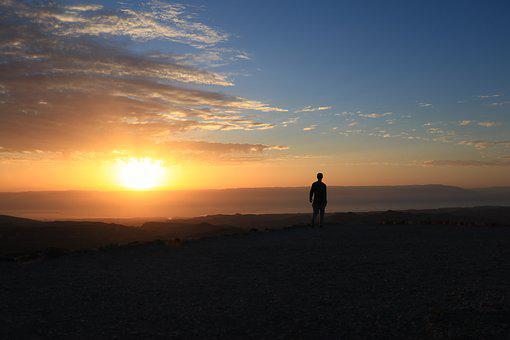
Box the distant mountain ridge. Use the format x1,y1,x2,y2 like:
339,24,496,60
0,185,509,219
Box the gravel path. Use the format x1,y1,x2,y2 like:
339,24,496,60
1,223,509,338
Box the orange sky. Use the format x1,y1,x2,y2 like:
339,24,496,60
1,1,509,192
1,155,509,192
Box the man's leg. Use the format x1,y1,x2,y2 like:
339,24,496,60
319,206,325,227
311,205,318,227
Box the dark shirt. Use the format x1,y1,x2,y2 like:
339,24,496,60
309,181,327,204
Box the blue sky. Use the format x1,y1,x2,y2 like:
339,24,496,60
182,0,510,163
1,0,509,189
201,0,510,99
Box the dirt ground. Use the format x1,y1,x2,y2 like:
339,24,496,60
1,222,509,338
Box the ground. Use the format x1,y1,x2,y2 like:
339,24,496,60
1,222,509,338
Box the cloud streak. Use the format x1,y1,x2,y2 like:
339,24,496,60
477,121,501,128
478,94,501,99
422,159,510,167
295,105,332,113
458,120,473,126
458,140,510,149
303,125,317,131
359,112,392,119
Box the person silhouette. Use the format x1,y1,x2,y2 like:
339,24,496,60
309,172,327,227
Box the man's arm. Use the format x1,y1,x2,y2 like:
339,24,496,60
324,184,327,203
309,183,314,203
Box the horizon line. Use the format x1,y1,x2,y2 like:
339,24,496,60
1,183,509,194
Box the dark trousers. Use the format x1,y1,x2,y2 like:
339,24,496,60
312,201,326,226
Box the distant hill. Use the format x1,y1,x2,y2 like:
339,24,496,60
1,206,509,257
0,215,43,226
1,185,509,219
0,217,244,256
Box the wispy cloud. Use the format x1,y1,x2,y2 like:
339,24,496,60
160,140,288,154
478,94,501,99
418,102,433,108
335,111,359,117
458,140,510,149
0,140,290,163
458,120,473,126
457,120,501,128
477,121,501,128
281,117,300,127
295,105,332,113
423,121,444,127
421,159,510,167
488,102,506,107
302,124,317,131
47,1,228,46
358,112,392,119
65,4,104,12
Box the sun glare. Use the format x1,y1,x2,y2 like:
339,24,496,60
116,157,166,190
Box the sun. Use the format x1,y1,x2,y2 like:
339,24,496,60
115,157,166,190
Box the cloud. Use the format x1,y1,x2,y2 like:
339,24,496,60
458,140,510,149
478,94,501,99
0,76,284,150
423,121,444,127
421,159,510,167
477,121,501,127
358,112,392,118
458,120,473,126
427,128,444,134
457,120,501,127
335,111,359,117
160,140,288,154
0,4,235,88
302,125,317,131
488,102,505,107
281,116,300,127
30,1,229,46
295,105,332,113
0,0,287,161
348,121,358,127
267,145,290,151
418,102,433,108
0,140,289,163
65,4,103,12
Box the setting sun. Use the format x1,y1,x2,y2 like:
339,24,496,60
115,158,166,190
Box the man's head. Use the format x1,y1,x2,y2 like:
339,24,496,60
317,172,323,181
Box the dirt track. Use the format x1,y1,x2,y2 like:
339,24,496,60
1,223,509,338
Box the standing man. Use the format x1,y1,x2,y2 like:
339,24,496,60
309,172,327,227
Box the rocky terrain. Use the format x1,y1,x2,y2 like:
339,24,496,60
1,208,509,338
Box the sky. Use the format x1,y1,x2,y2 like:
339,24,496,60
0,0,509,191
